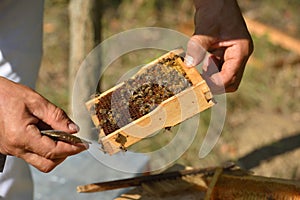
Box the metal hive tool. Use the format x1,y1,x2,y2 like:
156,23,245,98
85,48,214,155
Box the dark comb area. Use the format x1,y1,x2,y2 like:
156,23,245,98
93,54,192,136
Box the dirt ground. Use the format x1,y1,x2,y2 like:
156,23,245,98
219,109,300,179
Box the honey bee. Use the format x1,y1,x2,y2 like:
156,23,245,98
99,108,107,114
99,118,107,125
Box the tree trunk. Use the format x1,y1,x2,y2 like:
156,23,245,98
69,0,101,139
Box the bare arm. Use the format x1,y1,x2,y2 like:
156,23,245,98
0,77,87,172
185,0,253,93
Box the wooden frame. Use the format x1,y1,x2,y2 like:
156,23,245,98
85,48,214,155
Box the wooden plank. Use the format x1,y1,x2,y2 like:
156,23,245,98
114,167,300,200
245,17,300,55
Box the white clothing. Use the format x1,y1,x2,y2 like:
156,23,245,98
0,0,44,199
0,157,33,199
0,0,43,88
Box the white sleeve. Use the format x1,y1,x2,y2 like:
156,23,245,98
0,50,21,83
0,0,44,88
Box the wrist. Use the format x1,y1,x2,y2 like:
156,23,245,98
194,0,225,10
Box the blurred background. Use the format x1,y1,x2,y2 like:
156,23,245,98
34,0,300,198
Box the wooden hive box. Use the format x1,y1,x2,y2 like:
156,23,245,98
85,48,214,155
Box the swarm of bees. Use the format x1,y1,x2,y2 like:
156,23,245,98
93,54,193,136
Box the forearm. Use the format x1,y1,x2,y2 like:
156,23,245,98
193,0,240,11
193,0,249,39
193,0,224,14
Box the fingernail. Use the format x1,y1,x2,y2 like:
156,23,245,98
184,55,194,67
68,123,80,132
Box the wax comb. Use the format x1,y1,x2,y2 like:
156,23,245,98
86,48,214,155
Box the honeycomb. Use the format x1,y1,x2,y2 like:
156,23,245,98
93,54,193,136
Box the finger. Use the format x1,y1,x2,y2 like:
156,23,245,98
23,125,87,159
201,56,226,94
217,59,246,93
202,55,243,94
33,137,87,159
184,36,209,67
217,40,250,92
202,55,221,76
22,152,66,173
204,39,251,93
26,93,79,133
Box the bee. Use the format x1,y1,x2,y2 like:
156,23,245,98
135,99,143,105
139,108,147,116
99,108,107,114
99,118,107,125
147,89,153,96
144,85,151,94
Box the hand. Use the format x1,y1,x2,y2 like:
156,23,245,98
185,0,253,93
0,77,88,172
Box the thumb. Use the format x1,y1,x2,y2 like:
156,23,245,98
184,36,208,67
28,94,80,133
